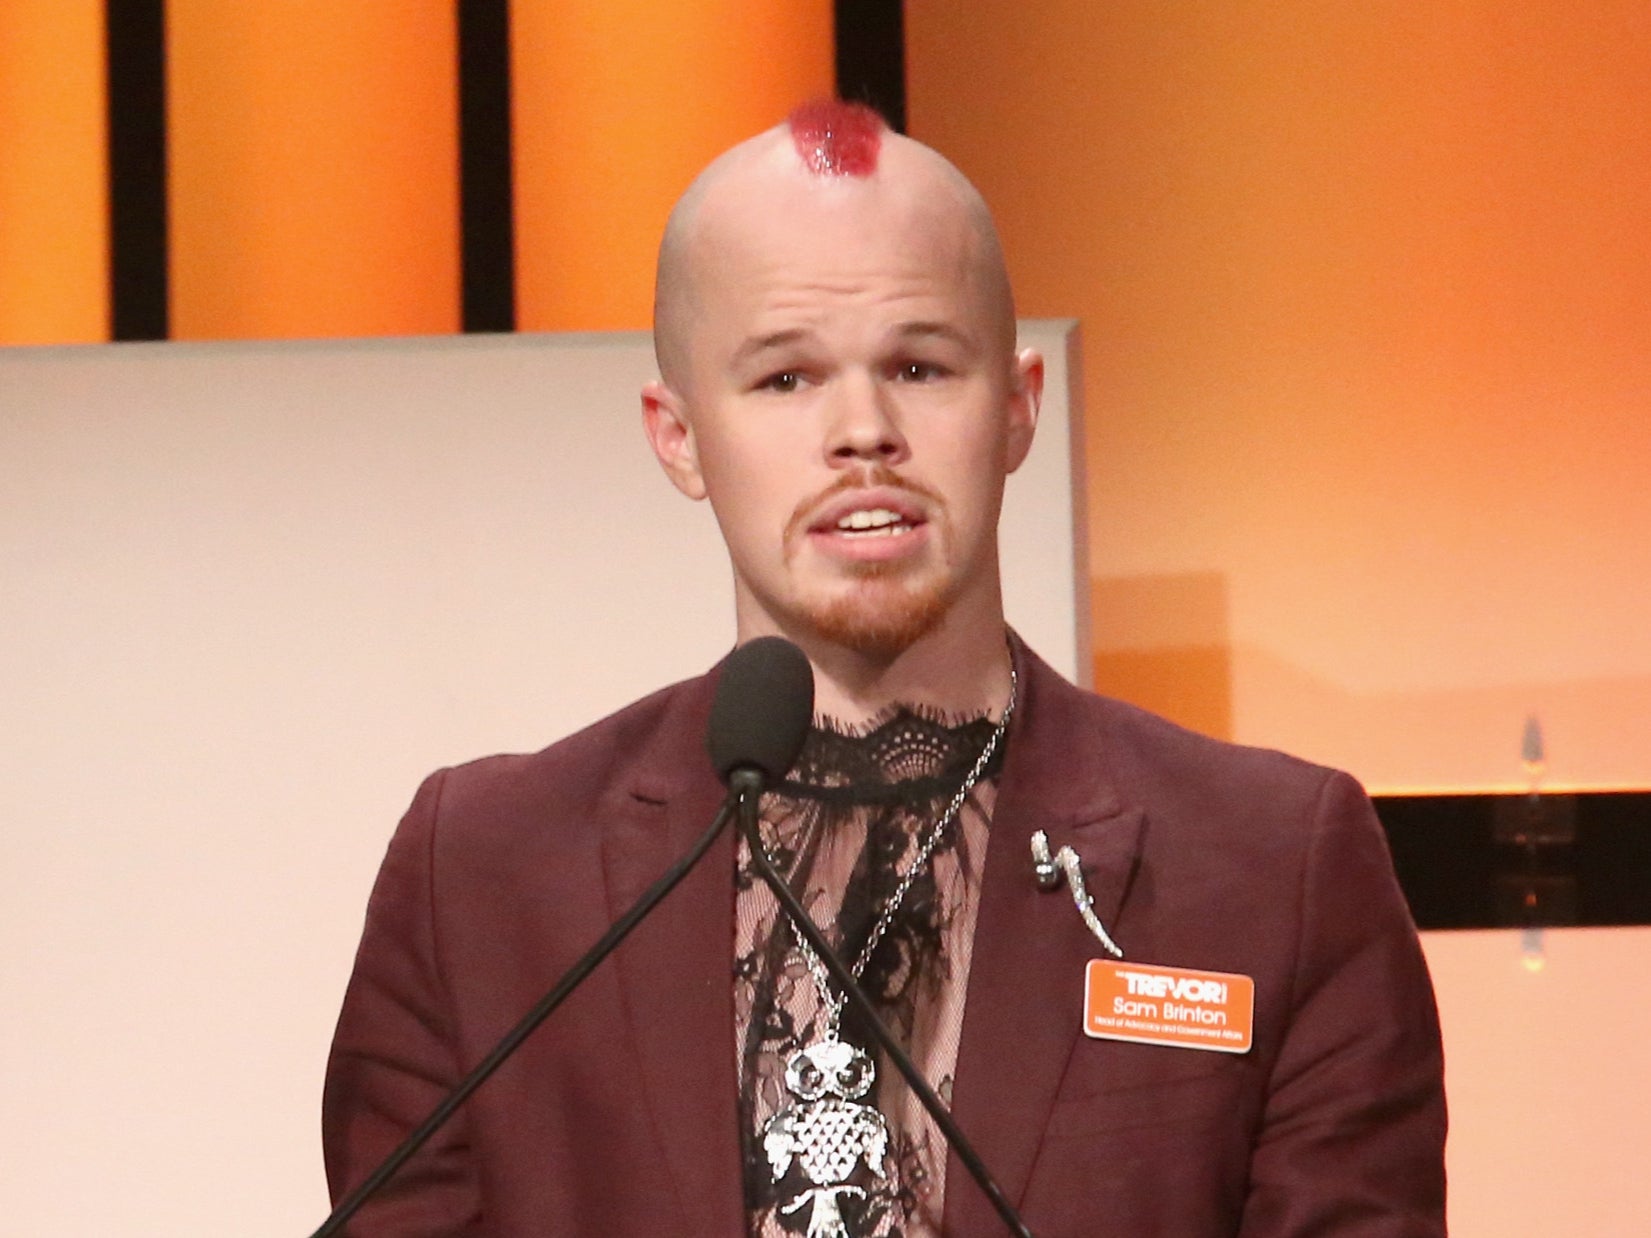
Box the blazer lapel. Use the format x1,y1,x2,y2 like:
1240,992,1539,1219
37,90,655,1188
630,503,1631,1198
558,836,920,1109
602,672,746,1233
944,646,1147,1234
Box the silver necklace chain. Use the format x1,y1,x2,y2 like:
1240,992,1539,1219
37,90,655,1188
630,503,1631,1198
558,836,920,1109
753,667,1018,1238
769,666,1018,1038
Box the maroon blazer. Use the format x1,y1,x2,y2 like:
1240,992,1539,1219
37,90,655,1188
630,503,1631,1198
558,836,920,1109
323,643,1445,1236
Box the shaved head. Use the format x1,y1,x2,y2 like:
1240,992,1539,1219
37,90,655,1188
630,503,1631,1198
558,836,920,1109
640,99,1042,688
652,105,1017,396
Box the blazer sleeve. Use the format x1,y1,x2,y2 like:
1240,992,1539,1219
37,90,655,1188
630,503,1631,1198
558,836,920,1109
322,769,490,1237
1238,770,1448,1237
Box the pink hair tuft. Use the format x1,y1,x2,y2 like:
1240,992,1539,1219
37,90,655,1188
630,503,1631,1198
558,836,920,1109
786,99,886,177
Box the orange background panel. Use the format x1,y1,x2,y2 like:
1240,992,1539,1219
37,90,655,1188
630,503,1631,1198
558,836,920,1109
0,1,108,345
909,1,1651,794
166,2,460,340
511,0,835,332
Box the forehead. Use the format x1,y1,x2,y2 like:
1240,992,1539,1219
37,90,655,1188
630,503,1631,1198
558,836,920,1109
686,170,992,339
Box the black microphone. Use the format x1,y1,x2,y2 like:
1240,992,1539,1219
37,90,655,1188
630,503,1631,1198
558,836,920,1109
709,634,815,787
311,639,816,1238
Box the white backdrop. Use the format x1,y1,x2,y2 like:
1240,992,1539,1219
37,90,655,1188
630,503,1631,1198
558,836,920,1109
0,323,1085,1235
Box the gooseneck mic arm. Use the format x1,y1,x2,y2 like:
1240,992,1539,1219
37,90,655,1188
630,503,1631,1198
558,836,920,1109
312,797,737,1238
735,787,1036,1238
311,637,814,1238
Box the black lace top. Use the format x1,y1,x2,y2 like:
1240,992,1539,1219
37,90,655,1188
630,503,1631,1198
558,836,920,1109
734,707,1005,1237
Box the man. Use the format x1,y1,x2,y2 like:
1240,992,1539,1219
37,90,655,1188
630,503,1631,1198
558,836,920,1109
324,101,1446,1236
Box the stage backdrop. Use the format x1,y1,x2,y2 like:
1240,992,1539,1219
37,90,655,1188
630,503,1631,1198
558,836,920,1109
0,322,1085,1235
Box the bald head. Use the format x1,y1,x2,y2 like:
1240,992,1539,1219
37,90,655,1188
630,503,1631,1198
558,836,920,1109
652,106,1017,395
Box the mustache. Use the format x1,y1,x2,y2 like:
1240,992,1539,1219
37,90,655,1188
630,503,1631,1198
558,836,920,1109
782,464,944,546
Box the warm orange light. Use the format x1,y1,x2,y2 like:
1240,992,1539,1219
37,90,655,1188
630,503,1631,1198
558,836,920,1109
167,2,460,340
911,2,1651,793
511,0,835,333
0,2,108,345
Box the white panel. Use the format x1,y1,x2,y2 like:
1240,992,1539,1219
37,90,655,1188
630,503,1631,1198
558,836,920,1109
1005,320,1089,685
0,322,1080,1235
1421,927,1651,1237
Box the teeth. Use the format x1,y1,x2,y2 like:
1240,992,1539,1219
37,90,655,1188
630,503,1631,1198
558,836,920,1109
837,508,904,532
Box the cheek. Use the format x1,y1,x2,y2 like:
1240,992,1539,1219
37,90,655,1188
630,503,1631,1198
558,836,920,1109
693,418,821,539
693,425,760,500
692,412,794,485
931,429,1009,518
698,449,788,555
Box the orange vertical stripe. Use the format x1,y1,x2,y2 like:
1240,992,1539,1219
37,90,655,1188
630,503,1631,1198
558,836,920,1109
511,0,835,332
0,2,109,345
167,2,459,340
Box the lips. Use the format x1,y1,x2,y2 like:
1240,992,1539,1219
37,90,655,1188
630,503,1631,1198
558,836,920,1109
801,486,931,562
809,488,927,537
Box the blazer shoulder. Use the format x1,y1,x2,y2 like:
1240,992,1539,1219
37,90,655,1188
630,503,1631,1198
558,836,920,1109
422,670,716,833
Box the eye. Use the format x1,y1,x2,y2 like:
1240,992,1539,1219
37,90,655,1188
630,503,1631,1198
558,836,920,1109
757,370,803,394
895,360,948,383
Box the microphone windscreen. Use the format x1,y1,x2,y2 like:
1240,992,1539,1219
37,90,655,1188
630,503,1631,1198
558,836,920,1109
707,636,815,786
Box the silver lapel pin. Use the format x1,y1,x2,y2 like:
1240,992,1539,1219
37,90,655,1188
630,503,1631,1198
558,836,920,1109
1030,829,1124,959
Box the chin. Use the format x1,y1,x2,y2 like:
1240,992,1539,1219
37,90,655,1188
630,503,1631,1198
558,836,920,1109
803,572,952,661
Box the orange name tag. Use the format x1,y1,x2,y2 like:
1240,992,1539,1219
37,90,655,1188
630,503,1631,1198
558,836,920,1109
1083,959,1255,1054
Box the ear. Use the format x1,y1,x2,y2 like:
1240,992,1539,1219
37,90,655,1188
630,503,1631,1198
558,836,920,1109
1003,347,1044,474
641,380,707,500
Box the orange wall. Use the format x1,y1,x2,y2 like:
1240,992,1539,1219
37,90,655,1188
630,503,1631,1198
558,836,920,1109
909,1,1651,794
511,0,834,331
166,2,461,340
0,1,107,345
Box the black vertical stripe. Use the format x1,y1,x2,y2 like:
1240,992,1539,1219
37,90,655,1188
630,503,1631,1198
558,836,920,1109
458,0,516,333
106,0,169,341
834,0,907,133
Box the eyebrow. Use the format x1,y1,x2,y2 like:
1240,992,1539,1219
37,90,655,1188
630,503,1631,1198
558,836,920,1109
892,320,976,350
730,329,810,369
729,320,977,370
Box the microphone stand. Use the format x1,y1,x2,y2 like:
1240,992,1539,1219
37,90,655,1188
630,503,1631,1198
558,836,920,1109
733,774,1036,1238
314,769,1034,1238
310,796,737,1238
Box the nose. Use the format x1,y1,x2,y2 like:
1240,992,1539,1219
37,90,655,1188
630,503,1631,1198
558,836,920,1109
824,374,909,467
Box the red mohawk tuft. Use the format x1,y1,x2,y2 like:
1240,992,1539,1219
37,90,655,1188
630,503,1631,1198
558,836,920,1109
786,99,886,177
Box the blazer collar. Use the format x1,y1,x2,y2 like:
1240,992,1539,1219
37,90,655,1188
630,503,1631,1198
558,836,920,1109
945,637,1148,1231
601,660,746,1233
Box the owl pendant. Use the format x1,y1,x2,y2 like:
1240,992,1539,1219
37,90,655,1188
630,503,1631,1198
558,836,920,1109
762,1037,890,1238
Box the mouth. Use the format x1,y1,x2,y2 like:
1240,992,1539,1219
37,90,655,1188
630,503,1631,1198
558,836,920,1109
831,507,919,538
802,489,932,563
